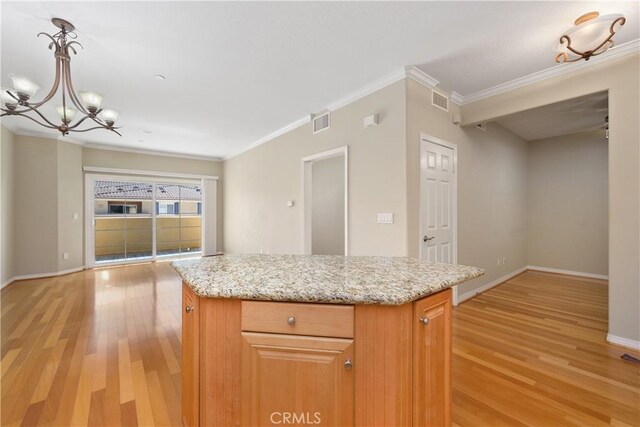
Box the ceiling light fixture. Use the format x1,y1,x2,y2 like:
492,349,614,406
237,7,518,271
1,18,121,136
555,12,626,63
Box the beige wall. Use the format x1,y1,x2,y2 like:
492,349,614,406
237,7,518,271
0,127,222,282
406,79,529,298
58,140,84,272
13,134,60,276
528,130,608,275
461,54,640,343
223,80,407,256
1,126,16,285
311,156,345,255
83,147,223,251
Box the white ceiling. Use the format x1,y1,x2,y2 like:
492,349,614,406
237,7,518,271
495,91,608,141
1,1,637,158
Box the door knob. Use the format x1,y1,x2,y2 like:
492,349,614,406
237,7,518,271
423,235,435,242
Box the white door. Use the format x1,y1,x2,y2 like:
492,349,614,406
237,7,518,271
421,139,456,263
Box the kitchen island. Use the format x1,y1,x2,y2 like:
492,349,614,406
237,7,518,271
172,254,483,427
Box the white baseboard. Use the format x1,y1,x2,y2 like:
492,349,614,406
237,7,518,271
607,334,640,350
527,265,608,280
1,266,85,289
456,266,528,305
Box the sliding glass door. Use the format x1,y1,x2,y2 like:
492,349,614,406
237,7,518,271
156,183,202,258
91,178,202,266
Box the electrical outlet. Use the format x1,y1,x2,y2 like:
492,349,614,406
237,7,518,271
497,258,501,266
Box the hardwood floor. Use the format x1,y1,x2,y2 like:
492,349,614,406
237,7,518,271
1,263,182,426
1,264,638,426
453,270,639,427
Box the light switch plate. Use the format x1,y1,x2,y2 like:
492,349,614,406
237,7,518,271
377,213,394,224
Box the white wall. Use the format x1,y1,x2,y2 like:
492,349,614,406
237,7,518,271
311,156,345,255
528,130,608,276
406,79,529,299
223,80,407,256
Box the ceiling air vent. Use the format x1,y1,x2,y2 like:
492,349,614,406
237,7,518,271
312,111,330,134
432,90,449,112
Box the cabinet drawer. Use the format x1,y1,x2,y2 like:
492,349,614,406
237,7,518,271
241,301,354,338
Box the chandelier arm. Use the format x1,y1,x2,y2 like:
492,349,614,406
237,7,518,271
28,58,63,109
69,125,122,136
1,111,58,129
37,32,60,49
87,113,110,127
26,104,64,128
66,114,93,130
63,61,91,115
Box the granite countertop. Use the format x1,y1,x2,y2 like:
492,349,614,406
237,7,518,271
171,254,483,305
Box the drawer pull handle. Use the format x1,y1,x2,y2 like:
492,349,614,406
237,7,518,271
185,305,194,314
419,316,429,325
287,316,296,326
344,359,353,370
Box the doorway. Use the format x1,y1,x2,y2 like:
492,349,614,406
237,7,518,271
302,146,348,255
420,135,458,301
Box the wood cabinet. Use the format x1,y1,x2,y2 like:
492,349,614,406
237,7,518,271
413,289,452,427
182,286,452,427
241,332,354,426
181,283,199,427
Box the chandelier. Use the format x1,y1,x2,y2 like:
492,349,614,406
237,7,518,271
1,18,121,136
555,12,626,63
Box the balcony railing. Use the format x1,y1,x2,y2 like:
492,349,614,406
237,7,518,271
95,215,201,263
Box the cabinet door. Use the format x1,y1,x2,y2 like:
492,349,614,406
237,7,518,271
413,289,452,427
241,332,354,426
182,283,200,427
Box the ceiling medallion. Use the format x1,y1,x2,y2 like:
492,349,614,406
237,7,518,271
555,12,626,63
1,18,121,136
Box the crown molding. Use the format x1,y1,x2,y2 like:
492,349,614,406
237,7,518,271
224,67,410,160
458,39,640,105
1,122,221,161
326,67,407,112
83,142,222,162
450,91,464,106
405,66,439,89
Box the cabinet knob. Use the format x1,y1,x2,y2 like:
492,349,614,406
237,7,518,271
419,316,429,325
185,305,194,314
287,316,296,326
344,359,353,370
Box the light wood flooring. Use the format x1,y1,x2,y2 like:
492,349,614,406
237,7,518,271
453,270,639,426
1,264,638,426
